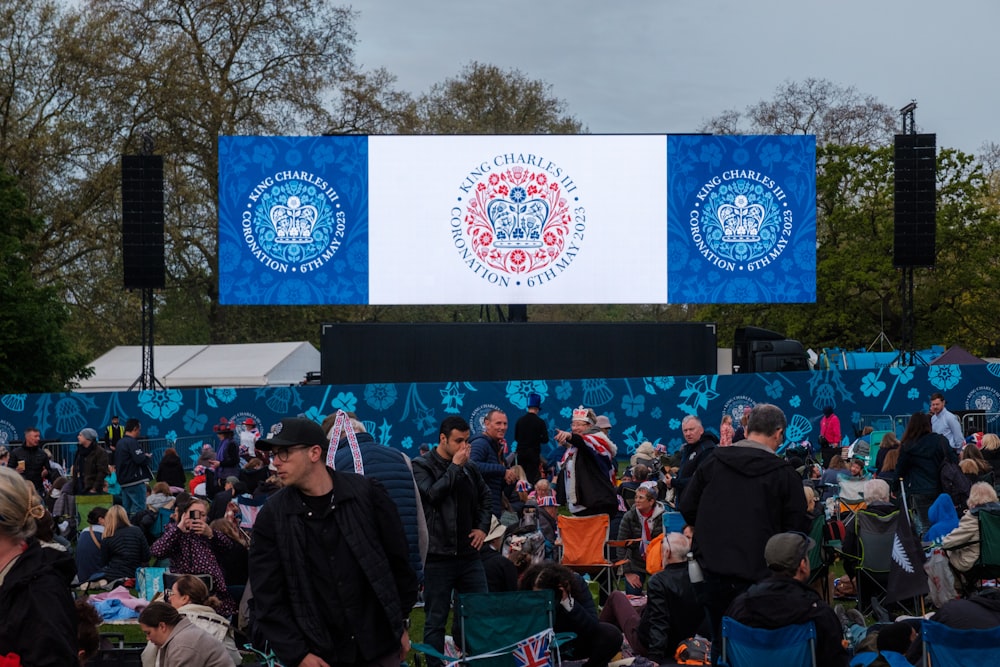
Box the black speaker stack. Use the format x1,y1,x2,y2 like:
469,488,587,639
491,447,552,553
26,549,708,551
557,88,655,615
893,134,936,268
121,155,165,289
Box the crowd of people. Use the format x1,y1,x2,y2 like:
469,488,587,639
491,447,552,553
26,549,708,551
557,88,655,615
1,390,1000,666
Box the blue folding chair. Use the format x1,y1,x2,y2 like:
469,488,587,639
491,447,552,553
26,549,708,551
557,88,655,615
719,616,817,667
922,620,1000,667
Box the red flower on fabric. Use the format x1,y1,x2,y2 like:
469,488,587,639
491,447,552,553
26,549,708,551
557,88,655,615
510,250,527,266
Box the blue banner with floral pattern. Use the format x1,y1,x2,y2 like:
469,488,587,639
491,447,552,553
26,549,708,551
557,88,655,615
667,134,816,303
218,135,369,305
3,363,999,469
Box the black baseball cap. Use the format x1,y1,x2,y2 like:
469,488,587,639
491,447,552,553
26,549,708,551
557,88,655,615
255,417,327,451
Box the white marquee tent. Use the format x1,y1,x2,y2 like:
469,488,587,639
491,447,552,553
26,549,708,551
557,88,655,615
76,342,320,392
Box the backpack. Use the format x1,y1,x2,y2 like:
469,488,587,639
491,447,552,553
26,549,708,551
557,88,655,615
674,636,711,665
940,459,971,509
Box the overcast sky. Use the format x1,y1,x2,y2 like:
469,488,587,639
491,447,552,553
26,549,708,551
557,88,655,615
353,0,996,154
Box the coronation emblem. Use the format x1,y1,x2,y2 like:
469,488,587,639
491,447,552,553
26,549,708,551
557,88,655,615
242,172,347,274
451,155,585,288
688,172,791,273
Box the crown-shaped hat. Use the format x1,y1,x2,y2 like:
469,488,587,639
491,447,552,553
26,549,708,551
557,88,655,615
572,406,592,424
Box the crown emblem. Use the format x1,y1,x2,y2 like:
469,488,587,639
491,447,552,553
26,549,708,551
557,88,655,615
975,395,994,411
269,195,318,244
717,195,765,243
486,186,548,249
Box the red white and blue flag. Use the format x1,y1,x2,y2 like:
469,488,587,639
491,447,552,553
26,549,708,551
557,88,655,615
512,631,552,667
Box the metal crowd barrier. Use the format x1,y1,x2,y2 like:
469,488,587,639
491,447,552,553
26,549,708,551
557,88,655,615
963,412,1000,437
15,432,218,478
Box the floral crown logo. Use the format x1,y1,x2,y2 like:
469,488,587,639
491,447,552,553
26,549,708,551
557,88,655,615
717,194,765,243
269,195,318,244
453,157,583,287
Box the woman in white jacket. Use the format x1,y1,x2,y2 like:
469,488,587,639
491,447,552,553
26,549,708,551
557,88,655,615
141,574,240,666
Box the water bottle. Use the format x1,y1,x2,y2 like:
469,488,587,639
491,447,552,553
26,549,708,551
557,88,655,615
687,551,704,583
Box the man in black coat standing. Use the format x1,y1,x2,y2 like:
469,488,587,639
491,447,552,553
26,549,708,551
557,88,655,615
250,417,417,667
679,403,809,663
514,393,549,485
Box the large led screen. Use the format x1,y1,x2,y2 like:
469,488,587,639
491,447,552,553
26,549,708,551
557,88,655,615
217,134,815,305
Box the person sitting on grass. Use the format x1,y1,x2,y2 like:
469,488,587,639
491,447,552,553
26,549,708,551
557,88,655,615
138,601,235,667
99,505,150,582
141,573,241,666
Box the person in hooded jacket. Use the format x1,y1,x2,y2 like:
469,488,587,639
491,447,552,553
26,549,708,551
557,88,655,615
155,447,187,491
679,403,810,660
726,532,848,667
0,466,78,667
896,411,956,537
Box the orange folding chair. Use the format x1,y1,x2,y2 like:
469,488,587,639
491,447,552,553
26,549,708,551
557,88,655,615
556,514,630,600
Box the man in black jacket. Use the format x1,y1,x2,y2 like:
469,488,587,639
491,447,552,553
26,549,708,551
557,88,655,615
726,532,849,667
665,415,719,497
250,417,417,667
113,418,151,517
412,416,493,667
679,403,809,662
10,427,52,494
514,393,549,485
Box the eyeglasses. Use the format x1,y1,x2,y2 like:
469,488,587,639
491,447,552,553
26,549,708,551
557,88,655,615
271,445,312,461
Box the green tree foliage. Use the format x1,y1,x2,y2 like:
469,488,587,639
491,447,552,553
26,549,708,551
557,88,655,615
0,168,92,391
699,83,1000,356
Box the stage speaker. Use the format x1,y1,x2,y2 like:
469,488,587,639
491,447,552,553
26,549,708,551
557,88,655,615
121,155,165,288
893,134,936,268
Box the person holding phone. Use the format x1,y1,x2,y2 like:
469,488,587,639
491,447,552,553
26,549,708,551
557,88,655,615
151,498,237,617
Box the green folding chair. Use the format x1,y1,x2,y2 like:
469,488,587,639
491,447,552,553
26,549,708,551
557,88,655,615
412,590,573,666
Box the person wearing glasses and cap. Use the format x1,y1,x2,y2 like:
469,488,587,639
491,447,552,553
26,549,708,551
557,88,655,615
248,417,418,667
726,531,849,667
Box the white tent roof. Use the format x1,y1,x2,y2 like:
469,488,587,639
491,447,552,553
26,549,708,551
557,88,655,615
77,342,320,392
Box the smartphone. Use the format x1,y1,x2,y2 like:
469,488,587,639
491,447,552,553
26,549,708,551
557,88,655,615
189,509,203,521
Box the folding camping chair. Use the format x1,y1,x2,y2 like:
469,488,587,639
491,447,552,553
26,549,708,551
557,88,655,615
922,620,1000,667
805,512,831,602
718,617,817,667
838,477,868,531
235,493,267,531
556,514,629,600
956,507,1000,593
619,485,637,508
412,590,571,666
91,633,144,667
849,509,921,617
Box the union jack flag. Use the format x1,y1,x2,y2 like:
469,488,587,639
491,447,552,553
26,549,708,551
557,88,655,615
512,631,551,667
